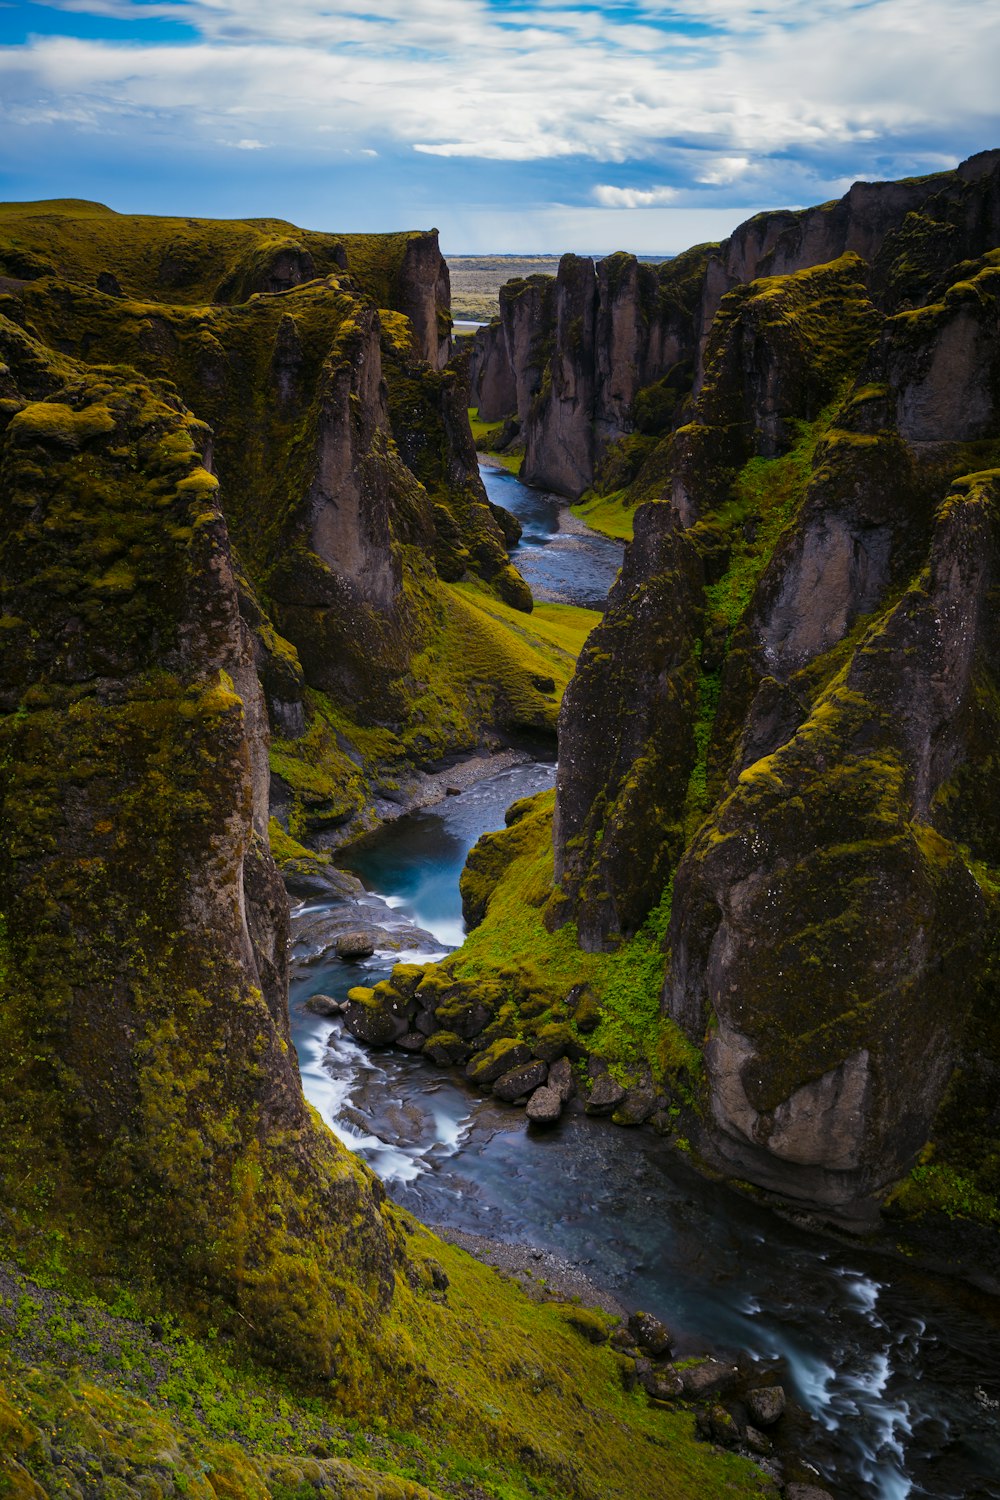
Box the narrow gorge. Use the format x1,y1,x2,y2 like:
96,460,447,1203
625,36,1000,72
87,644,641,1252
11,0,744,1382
1,150,999,1500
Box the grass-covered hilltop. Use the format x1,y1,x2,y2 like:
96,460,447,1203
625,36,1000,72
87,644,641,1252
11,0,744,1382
440,150,1000,1275
0,200,779,1498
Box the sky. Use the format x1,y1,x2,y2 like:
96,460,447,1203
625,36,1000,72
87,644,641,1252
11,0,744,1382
0,0,997,254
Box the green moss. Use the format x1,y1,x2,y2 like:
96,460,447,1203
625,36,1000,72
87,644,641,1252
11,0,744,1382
443,793,699,1095
0,1248,774,1500
467,407,521,472
570,488,639,541
888,1152,1000,1225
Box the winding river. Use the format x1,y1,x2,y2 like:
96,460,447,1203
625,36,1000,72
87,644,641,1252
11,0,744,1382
289,465,1000,1500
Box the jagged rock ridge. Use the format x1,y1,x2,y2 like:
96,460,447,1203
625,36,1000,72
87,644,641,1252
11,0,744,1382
540,151,1000,1233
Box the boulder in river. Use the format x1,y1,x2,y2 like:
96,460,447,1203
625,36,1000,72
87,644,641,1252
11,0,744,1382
424,1031,474,1067
466,1037,533,1086
585,1074,626,1115
547,1056,575,1102
396,1032,426,1053
304,993,342,1017
525,1085,562,1125
335,929,377,960
342,983,411,1047
746,1384,786,1427
493,1060,548,1103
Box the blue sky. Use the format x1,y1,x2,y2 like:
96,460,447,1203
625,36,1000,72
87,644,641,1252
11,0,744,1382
0,0,996,253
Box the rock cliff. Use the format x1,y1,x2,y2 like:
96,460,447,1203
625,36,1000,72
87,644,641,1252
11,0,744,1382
472,150,1000,509
0,203,563,847
470,244,708,496
472,152,1000,1240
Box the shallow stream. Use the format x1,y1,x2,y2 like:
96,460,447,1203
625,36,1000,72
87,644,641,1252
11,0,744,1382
288,473,1000,1500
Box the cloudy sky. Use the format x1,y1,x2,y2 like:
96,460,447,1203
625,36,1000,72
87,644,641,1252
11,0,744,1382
0,0,997,253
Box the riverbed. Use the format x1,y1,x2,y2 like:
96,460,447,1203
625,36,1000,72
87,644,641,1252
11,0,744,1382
288,471,1000,1500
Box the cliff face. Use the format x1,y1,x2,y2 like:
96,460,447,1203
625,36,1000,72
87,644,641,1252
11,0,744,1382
0,316,400,1374
0,217,777,1500
0,202,560,1363
470,247,708,496
545,151,1000,1229
0,203,560,847
473,151,1000,509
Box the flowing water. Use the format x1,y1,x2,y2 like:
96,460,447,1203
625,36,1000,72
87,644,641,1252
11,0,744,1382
478,461,624,609
288,473,1000,1500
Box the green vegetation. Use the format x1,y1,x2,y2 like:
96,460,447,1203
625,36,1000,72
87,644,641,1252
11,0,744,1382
468,407,522,472
0,1249,775,1500
570,488,639,541
438,791,700,1095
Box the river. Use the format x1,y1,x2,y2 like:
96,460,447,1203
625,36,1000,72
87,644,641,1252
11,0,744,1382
288,465,1000,1500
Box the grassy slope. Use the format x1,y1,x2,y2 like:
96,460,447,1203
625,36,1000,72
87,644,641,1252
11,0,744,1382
0,1236,774,1500
569,491,638,541
442,792,701,1099
267,579,600,846
468,409,522,474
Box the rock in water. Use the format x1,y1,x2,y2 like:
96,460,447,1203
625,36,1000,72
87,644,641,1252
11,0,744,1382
547,1056,576,1102
585,1075,626,1115
747,1385,787,1426
305,993,342,1016
336,929,377,959
493,1060,548,1103
525,1085,563,1124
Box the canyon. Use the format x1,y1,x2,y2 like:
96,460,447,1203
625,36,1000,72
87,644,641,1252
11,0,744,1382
1,150,999,1498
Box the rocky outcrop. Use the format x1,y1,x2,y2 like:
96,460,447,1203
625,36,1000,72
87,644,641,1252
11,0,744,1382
473,152,1000,510
0,201,558,848
469,247,708,497
397,229,452,370
543,151,1000,1228
0,319,400,1373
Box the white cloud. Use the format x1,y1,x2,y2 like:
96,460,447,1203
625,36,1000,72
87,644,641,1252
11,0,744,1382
593,184,678,207
696,155,751,185
233,137,265,149
1,0,997,190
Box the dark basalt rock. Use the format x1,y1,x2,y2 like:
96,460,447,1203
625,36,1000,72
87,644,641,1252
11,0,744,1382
547,1056,575,1102
530,153,1000,1236
305,993,343,1017
336,929,377,960
466,1038,533,1086
525,1085,562,1125
747,1385,786,1427
342,986,411,1048
628,1310,673,1358
680,1360,740,1398
424,1031,474,1067
493,1060,548,1103
584,1075,627,1116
